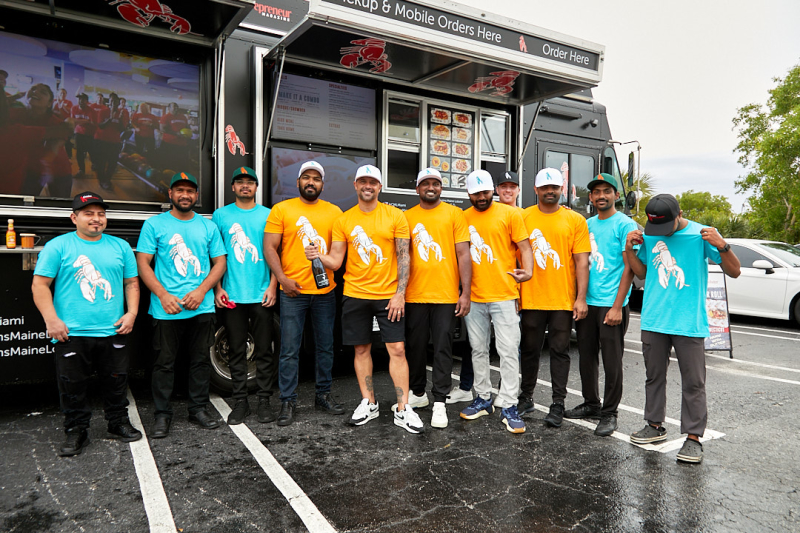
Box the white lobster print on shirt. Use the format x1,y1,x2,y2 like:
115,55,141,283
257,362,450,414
468,225,494,264
589,233,605,272
168,233,203,277
296,216,328,255
412,223,444,262
530,229,562,270
350,225,386,265
228,223,259,264
72,255,113,303
652,240,686,289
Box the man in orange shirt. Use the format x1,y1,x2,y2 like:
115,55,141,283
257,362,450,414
460,170,532,434
518,168,591,428
404,168,472,429
308,165,424,434
265,161,344,426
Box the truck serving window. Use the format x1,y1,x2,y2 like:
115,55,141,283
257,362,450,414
545,151,595,216
386,97,422,189
480,112,510,183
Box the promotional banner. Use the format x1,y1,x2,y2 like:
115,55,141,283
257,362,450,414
705,271,733,356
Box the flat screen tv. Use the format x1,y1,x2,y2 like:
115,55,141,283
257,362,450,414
0,29,201,206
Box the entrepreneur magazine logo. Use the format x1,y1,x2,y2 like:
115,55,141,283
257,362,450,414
254,2,293,22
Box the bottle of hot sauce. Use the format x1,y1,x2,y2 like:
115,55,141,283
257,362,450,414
6,219,16,249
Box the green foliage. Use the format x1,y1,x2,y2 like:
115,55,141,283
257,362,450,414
733,63,800,243
624,170,656,227
676,190,731,220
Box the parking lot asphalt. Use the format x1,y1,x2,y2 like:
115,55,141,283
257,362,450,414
2,313,799,533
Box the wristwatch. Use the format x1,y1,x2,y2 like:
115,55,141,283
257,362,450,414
718,243,731,253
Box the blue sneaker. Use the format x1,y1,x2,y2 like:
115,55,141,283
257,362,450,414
460,396,494,420
501,406,526,434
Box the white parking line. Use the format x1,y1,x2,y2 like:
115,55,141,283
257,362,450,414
629,314,800,341
126,389,177,533
209,395,336,533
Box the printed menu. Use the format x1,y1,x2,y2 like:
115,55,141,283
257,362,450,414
428,106,475,190
704,271,733,353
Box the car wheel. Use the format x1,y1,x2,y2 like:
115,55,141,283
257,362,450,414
794,297,800,327
209,315,280,393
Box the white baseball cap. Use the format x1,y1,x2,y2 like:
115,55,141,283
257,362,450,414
535,167,564,187
416,168,442,186
354,164,382,182
466,169,494,194
298,161,325,180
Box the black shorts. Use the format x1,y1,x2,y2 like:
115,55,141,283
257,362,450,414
342,296,405,345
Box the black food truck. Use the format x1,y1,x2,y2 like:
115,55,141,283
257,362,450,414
0,0,632,390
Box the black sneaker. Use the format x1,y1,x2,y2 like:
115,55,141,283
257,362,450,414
257,397,277,423
108,420,143,442
630,424,667,444
227,399,250,425
544,402,565,428
517,396,535,416
315,393,345,415
277,401,296,427
594,415,617,437
564,403,601,419
59,429,90,457
676,438,703,464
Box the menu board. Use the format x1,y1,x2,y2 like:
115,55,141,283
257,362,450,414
704,271,733,354
274,73,377,150
427,106,475,190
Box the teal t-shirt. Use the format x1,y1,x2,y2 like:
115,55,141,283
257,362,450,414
211,203,271,304
137,212,226,320
34,232,137,337
637,220,722,337
586,212,638,308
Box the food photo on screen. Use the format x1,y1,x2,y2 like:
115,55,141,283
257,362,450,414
0,30,200,205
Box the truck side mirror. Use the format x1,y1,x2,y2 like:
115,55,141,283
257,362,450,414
626,191,637,210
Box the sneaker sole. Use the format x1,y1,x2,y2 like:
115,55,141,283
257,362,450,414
630,434,667,444
394,417,424,434
676,454,703,464
349,410,379,426
430,418,448,429
544,417,562,428
460,408,493,420
502,419,525,434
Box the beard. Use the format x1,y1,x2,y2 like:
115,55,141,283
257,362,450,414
173,199,196,212
420,190,440,204
470,196,492,212
299,184,321,201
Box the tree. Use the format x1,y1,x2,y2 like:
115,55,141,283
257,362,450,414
733,63,800,243
625,171,656,227
676,190,731,220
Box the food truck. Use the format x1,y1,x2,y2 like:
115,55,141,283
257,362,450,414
0,0,625,389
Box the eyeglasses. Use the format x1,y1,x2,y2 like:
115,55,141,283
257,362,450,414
233,179,257,185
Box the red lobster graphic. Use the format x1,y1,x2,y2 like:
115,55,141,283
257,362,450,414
340,39,392,74
225,125,247,156
468,70,521,97
109,0,191,35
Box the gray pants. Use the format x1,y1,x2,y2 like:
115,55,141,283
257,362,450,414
641,330,707,436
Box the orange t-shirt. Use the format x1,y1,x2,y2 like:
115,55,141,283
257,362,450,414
463,202,528,303
332,202,410,300
520,205,591,310
404,202,470,304
264,197,342,295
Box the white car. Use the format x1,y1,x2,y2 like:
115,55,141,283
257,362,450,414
709,238,800,325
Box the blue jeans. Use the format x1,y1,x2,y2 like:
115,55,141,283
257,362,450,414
278,291,336,402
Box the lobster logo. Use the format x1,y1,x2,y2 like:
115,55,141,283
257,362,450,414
296,216,327,255
168,234,203,277
652,241,687,289
228,223,259,264
225,125,247,156
589,233,605,272
468,71,520,97
530,229,562,270
469,226,494,265
340,39,392,74
412,223,443,262
350,225,385,265
519,36,528,53
108,0,191,35
73,255,113,303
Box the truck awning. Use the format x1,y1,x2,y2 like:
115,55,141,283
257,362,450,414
0,0,255,46
268,0,604,105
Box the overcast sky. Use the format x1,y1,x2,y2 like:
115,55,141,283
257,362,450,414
457,0,800,212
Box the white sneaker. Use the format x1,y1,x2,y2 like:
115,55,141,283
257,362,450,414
408,391,429,409
431,402,448,429
445,386,473,404
349,398,379,426
393,404,424,434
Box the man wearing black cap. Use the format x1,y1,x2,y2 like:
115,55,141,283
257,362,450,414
32,192,142,456
212,166,277,425
625,193,740,463
496,170,521,208
137,172,227,437
565,173,637,436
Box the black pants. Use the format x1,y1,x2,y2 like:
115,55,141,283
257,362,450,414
93,140,121,184
520,310,573,403
221,302,276,400
151,314,215,417
405,303,457,403
575,305,629,415
74,134,93,173
54,336,130,432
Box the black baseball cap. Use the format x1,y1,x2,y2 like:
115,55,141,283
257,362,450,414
231,166,258,184
644,194,680,236
497,170,519,186
170,172,198,189
587,173,620,192
72,191,109,211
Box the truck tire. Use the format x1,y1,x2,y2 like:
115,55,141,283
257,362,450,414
209,314,281,393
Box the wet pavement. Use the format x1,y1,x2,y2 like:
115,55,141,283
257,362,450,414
2,313,799,532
